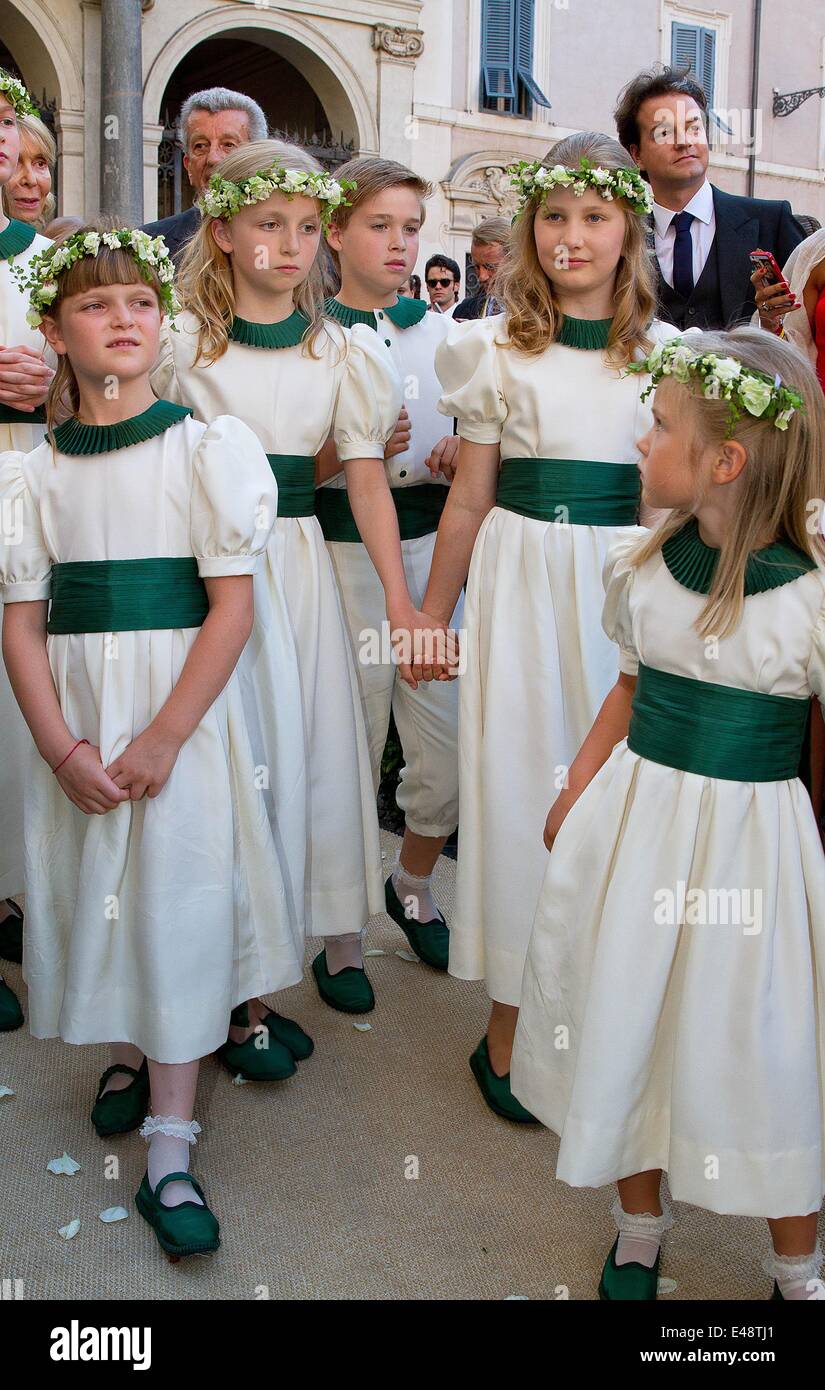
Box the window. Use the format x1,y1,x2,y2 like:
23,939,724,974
671,21,733,137
481,0,550,117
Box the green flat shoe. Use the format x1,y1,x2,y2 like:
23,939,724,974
384,875,449,971
469,1036,538,1123
134,1170,220,1259
90,1059,150,1138
598,1236,660,1300
216,1003,296,1081
262,1010,314,1061
0,977,23,1031
0,900,23,964
311,949,375,1014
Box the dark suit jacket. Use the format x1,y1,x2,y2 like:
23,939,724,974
652,185,806,329
141,206,202,264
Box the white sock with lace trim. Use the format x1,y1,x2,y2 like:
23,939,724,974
391,860,440,925
324,931,364,974
612,1196,674,1269
140,1115,203,1209
764,1243,824,1300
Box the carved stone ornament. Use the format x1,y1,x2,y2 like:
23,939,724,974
466,166,519,217
372,24,424,59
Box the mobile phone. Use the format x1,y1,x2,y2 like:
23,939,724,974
749,248,793,298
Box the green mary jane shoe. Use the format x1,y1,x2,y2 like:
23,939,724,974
0,900,23,964
0,977,23,1031
598,1237,660,1301
216,1002,297,1082
469,1036,538,1123
262,1010,314,1061
91,1058,150,1138
135,1170,220,1259
384,875,450,971
311,949,375,1014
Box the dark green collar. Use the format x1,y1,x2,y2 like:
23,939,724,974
228,311,310,350
51,400,193,456
0,218,36,261
556,315,613,350
324,295,428,332
663,517,816,596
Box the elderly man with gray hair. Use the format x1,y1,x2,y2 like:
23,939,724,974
143,86,268,259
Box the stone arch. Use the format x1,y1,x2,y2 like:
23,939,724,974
143,5,377,153
0,0,84,111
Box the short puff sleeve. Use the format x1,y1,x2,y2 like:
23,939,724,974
333,323,403,462
601,534,642,676
190,416,277,577
0,450,51,602
435,315,507,445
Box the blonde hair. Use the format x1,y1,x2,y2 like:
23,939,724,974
176,139,330,365
631,327,825,638
325,156,432,270
40,222,166,435
1,112,56,228
496,131,656,365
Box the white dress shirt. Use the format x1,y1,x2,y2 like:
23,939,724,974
652,180,716,289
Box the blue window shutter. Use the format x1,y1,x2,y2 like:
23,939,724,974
515,0,551,108
481,0,516,102
671,22,716,106
700,27,716,107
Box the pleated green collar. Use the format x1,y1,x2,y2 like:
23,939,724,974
324,295,428,331
0,217,36,261
663,517,816,595
228,311,310,349
51,400,193,455
556,315,613,350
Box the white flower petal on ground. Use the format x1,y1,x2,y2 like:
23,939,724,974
58,1219,81,1240
47,1151,81,1176
658,1277,678,1294
364,948,385,957
0,1085,14,1100
352,1022,372,1032
395,949,419,963
232,1073,250,1086
99,1206,129,1224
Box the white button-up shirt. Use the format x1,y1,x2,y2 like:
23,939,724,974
652,180,716,289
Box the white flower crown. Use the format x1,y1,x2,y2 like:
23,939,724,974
198,164,356,227
11,228,180,328
0,68,39,119
626,337,805,436
508,156,654,219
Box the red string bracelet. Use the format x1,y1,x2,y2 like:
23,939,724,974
52,738,89,774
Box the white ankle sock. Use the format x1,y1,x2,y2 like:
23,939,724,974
102,1043,145,1095
140,1115,203,1209
392,861,440,925
324,931,364,974
612,1196,673,1268
764,1243,823,1300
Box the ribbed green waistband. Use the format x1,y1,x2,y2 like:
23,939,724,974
315,481,448,542
496,458,640,525
0,403,47,425
266,454,316,518
47,557,209,635
627,663,809,782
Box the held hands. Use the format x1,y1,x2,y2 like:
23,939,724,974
425,434,459,482
751,266,800,333
387,601,461,689
384,406,412,460
0,345,54,411
106,725,183,802
54,742,131,815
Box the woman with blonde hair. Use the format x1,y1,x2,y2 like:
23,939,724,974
1,112,55,231
420,130,680,1121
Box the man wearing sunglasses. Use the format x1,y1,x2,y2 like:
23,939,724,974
425,255,461,317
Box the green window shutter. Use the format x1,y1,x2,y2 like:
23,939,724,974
481,0,516,102
515,0,551,109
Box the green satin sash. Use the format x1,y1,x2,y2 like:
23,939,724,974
266,454,317,518
47,557,209,634
627,662,809,782
0,403,46,425
315,481,448,542
496,458,640,526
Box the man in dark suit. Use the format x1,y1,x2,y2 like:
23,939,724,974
453,217,510,321
615,66,806,331
143,87,268,262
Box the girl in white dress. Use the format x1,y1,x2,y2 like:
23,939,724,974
0,227,303,1257
423,132,679,1120
156,141,435,1023
0,70,54,1025
512,327,825,1300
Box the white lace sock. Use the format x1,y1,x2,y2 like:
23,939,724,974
764,1243,824,1300
324,931,364,974
101,1043,145,1095
392,860,441,925
140,1115,203,1209
612,1196,674,1268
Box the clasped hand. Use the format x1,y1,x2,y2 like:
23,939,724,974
54,728,182,814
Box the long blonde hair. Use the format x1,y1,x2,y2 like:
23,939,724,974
631,327,825,637
496,131,656,366
176,139,330,365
